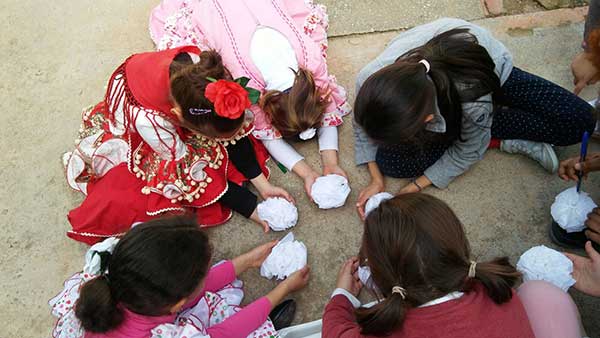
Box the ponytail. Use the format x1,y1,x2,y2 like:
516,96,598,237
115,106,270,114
260,68,327,138
355,293,407,336
75,275,123,333
355,28,501,145
469,257,521,304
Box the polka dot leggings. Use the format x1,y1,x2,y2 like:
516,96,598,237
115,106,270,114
376,67,595,178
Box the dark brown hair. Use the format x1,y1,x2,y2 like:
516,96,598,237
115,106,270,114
354,28,501,146
75,216,212,333
169,51,244,135
260,68,328,139
356,193,520,336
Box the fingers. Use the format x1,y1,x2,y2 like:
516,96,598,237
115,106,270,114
585,229,600,249
262,221,270,233
584,241,600,261
281,189,295,204
574,79,586,95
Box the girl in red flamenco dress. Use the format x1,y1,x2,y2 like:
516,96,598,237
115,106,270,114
63,46,293,245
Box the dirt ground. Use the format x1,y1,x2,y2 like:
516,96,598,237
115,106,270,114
1,1,600,337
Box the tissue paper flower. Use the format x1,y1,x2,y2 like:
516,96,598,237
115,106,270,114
551,187,597,233
365,192,395,216
257,197,298,231
311,174,351,209
358,266,378,291
260,232,307,280
516,245,576,292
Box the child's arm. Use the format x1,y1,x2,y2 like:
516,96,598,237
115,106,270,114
206,266,310,338
229,138,294,204
356,162,385,220
419,96,493,190
263,139,320,197
322,296,364,338
319,126,347,177
134,110,187,161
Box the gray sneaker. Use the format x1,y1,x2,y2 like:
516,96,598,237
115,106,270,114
500,139,559,173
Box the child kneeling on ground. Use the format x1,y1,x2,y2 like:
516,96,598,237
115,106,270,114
323,193,584,338
50,216,310,338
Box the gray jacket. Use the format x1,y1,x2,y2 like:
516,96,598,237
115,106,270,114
354,18,514,188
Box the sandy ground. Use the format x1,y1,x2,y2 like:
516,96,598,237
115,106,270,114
1,0,600,337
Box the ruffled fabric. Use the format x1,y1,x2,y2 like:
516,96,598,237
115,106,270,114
49,275,279,338
65,87,269,244
148,0,351,141
49,272,95,338
151,280,279,338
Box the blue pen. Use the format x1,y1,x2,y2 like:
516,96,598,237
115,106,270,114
576,131,591,193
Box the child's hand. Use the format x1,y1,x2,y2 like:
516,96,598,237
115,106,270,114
322,149,347,178
356,180,385,220
241,240,278,270
303,170,320,199
559,153,600,181
282,266,311,293
335,257,362,297
260,184,295,204
250,209,270,233
564,242,600,297
323,163,348,178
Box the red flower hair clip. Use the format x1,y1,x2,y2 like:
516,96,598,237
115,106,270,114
204,77,260,120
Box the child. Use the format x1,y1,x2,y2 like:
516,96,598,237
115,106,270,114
49,216,311,338
64,46,292,244
354,18,595,217
323,193,583,338
149,0,351,197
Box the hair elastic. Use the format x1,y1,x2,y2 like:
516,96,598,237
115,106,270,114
418,59,431,73
391,286,407,300
468,261,477,278
189,108,212,116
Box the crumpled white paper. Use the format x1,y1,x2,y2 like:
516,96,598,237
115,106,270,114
299,128,317,140
260,232,307,280
83,237,120,275
358,266,378,291
311,174,351,209
551,187,597,233
365,192,395,216
516,245,576,292
257,197,298,231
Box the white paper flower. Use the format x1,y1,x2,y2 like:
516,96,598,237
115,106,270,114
551,187,597,233
260,233,307,280
83,237,120,275
257,197,298,231
517,245,576,292
311,174,351,209
365,192,395,216
299,128,317,140
357,266,378,291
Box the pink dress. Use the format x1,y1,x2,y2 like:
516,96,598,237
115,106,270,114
49,261,278,338
149,0,351,140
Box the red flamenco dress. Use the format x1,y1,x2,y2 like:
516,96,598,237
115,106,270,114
63,46,269,245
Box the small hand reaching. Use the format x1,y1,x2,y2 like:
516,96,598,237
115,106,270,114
564,242,600,297
282,266,311,293
336,257,362,297
356,180,384,220
250,209,270,233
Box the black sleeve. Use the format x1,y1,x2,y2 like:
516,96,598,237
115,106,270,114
219,181,258,218
227,137,262,180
